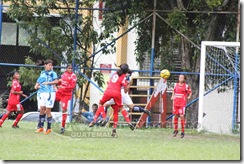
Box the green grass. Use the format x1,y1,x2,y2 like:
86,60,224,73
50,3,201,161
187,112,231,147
0,120,240,160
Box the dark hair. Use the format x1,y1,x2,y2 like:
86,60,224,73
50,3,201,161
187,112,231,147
92,103,98,108
66,64,72,68
7,70,19,77
44,59,53,65
128,70,133,76
179,74,187,83
117,63,130,76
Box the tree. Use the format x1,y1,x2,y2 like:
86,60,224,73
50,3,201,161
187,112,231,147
4,0,238,123
101,0,238,124
4,0,108,110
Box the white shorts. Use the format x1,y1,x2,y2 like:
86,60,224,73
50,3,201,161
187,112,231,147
38,92,56,108
105,89,133,106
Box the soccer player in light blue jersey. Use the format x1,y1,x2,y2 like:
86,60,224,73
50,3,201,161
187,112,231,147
34,59,58,135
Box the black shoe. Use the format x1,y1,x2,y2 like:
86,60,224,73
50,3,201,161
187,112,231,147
129,123,135,131
100,119,108,127
60,128,65,134
144,109,151,116
96,119,103,125
111,129,117,137
12,125,19,128
180,132,185,138
88,121,95,128
173,130,178,137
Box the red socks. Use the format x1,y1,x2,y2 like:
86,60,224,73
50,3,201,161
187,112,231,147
181,118,185,133
174,117,178,131
121,109,130,123
13,113,23,126
62,113,67,128
94,106,106,122
174,117,185,132
0,113,9,126
113,108,118,129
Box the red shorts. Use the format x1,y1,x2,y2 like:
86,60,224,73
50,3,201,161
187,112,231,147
100,90,122,108
55,91,72,110
7,103,24,112
173,106,185,115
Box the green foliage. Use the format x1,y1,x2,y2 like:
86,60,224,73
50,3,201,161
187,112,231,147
168,10,187,33
3,0,238,110
18,57,41,90
18,57,42,101
93,71,105,88
4,0,108,108
206,0,222,9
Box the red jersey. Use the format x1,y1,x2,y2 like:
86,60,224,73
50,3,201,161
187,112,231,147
106,73,129,93
8,79,22,105
58,71,77,94
173,83,192,107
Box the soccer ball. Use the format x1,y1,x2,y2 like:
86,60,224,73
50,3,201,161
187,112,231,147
160,69,170,79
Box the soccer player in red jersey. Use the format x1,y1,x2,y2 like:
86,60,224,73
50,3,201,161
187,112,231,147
89,63,134,137
55,64,77,134
0,71,27,128
171,74,192,138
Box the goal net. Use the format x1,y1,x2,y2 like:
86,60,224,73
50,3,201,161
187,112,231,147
198,41,240,134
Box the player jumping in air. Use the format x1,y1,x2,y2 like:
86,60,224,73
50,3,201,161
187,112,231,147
171,74,192,138
98,70,151,126
34,59,58,135
0,71,27,128
55,64,77,134
89,63,134,137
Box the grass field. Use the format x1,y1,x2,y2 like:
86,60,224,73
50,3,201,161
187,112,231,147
0,120,240,160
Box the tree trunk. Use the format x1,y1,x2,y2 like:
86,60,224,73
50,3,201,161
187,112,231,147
181,37,191,71
184,14,221,128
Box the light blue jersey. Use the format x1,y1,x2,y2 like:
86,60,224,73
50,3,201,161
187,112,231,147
37,70,58,93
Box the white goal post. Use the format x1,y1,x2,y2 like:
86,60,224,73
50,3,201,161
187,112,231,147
198,41,240,134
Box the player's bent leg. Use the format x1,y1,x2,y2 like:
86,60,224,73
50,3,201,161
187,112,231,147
121,109,130,123
0,111,11,127
131,105,151,116
180,114,185,138
12,106,24,128
36,106,46,132
44,108,52,135
60,98,69,134
61,109,68,134
173,114,179,137
89,105,107,127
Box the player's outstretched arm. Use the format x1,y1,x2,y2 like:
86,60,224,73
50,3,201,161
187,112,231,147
42,79,59,85
34,83,40,90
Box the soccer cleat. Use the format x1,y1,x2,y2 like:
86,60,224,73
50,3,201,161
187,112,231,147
129,123,135,131
12,125,20,128
43,129,52,135
60,127,65,134
173,130,178,137
144,109,151,116
111,129,117,137
100,119,108,127
180,132,185,138
35,127,44,133
88,121,95,128
96,119,103,125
